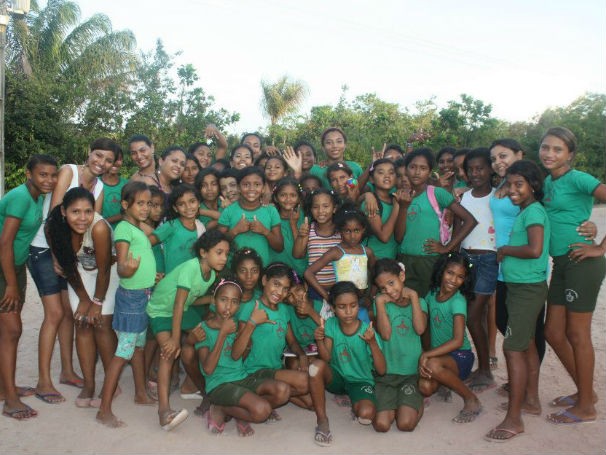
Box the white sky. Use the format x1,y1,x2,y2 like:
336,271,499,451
73,0,604,134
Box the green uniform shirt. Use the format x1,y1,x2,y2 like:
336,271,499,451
238,299,291,373
114,221,156,289
502,202,550,284
399,187,455,256
147,258,215,319
0,184,44,265
286,299,323,347
153,219,199,273
153,243,165,274
196,321,247,393
310,161,363,189
543,169,600,257
198,201,222,227
218,202,281,267
324,317,382,384
373,298,427,375
362,198,398,259
272,212,308,276
101,177,127,228
426,290,471,350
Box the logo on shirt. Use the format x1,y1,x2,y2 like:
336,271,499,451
223,341,233,354
565,289,579,303
432,309,444,327
401,384,416,395
336,344,352,364
394,315,410,337
407,203,420,222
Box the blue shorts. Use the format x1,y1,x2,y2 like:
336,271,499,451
449,349,474,380
462,251,498,296
115,329,147,360
27,246,67,297
112,286,151,333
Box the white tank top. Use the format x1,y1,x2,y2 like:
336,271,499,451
460,187,496,251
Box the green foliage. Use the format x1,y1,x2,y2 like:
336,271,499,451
260,75,307,139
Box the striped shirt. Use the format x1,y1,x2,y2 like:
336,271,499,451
307,223,341,286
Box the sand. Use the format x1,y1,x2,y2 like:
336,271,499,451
1,207,605,455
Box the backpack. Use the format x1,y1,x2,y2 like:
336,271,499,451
426,185,452,245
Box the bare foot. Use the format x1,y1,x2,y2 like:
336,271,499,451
59,373,84,388
550,393,598,407
0,386,36,400
134,394,156,406
96,410,126,428
452,398,482,423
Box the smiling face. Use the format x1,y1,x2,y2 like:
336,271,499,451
329,169,350,196
322,131,346,162
193,145,213,169
214,284,241,320
311,193,336,225
298,145,316,171
231,146,253,170
159,150,186,181
374,271,405,303
173,190,200,220
506,173,535,208
287,282,308,307
201,240,230,272
123,189,152,223
27,163,58,195
181,159,200,185
219,176,239,202
235,258,261,292
333,292,359,325
262,274,291,306
87,149,116,176
242,135,262,159
129,141,155,170
490,145,523,178
370,162,396,191
199,173,219,203
265,158,287,183
276,184,300,212
149,194,165,223
62,198,95,235
539,134,573,177
440,262,466,297
107,155,123,177
465,157,492,190
438,152,454,175
238,173,264,205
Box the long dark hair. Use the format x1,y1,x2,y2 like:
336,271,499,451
46,187,95,281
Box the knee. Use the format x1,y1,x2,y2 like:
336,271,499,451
565,326,591,347
44,304,65,325
396,415,418,432
356,403,376,421
372,419,391,433
275,381,291,402
308,359,326,382
418,379,434,397
0,321,22,341
251,401,272,422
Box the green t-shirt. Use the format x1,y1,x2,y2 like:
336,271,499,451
272,213,308,276
286,299,323,347
237,299,291,373
153,243,165,274
501,202,550,284
425,290,471,351
373,298,427,375
310,161,364,189
324,317,382,384
454,179,467,189
0,184,44,265
153,219,199,273
147,258,215,319
114,221,156,289
399,187,455,256
198,201,222,227
543,170,600,257
101,177,128,228
195,321,247,393
218,202,281,267
362,197,398,259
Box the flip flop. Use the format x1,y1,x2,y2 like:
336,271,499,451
60,377,84,389
549,395,576,407
452,406,482,423
161,409,189,431
206,409,225,434
179,391,202,400
2,404,37,420
484,427,526,443
546,410,596,425
266,409,281,424
236,419,255,437
314,426,333,447
35,392,66,404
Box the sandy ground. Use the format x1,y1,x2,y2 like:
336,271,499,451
1,207,605,455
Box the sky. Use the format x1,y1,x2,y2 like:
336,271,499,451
72,0,604,135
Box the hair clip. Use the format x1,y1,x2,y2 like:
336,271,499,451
337,162,344,168
369,161,376,172
398,262,406,273
292,271,302,284
213,278,243,297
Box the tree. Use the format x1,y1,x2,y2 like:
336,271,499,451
260,75,307,142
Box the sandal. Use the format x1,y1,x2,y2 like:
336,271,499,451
314,426,333,447
160,408,189,431
484,427,525,443
207,408,225,434
236,419,255,437
35,392,66,404
452,406,482,423
266,409,281,424
2,404,37,420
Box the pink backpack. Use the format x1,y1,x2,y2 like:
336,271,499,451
427,185,452,245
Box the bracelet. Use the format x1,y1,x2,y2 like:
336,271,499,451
92,296,104,306
248,319,257,327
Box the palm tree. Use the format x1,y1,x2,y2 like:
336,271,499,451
260,75,307,126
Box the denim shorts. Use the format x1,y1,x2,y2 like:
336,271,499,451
112,286,151,333
462,250,498,295
27,246,67,297
449,349,474,380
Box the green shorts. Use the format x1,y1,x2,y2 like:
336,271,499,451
207,374,258,407
503,282,547,352
326,367,376,405
548,254,606,313
398,255,439,298
0,263,27,313
148,312,200,336
245,368,277,383
374,374,423,412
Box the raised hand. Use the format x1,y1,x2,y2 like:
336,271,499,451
123,251,141,275
395,188,415,206
189,323,206,343
220,318,237,335
234,213,250,235
249,215,267,235
298,217,310,237
359,321,376,343
250,300,275,326
283,146,303,177
314,317,325,341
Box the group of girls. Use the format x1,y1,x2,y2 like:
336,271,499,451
0,125,604,448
